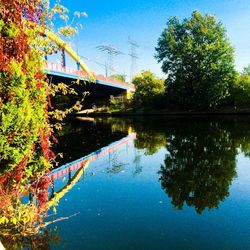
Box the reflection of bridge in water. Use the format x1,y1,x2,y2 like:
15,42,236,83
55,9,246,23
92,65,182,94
48,133,136,202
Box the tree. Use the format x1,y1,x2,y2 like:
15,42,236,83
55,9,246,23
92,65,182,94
132,71,165,107
0,0,52,173
0,0,85,236
0,0,55,237
233,64,250,107
155,10,236,110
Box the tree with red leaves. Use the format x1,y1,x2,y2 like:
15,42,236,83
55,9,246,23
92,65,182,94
0,0,53,175
0,0,55,236
0,0,87,236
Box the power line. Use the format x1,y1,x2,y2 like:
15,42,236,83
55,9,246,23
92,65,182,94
128,37,139,82
79,54,127,79
96,44,123,77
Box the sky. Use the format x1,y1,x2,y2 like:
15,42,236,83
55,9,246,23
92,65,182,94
50,0,250,80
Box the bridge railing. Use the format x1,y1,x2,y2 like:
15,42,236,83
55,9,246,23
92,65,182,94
45,62,90,78
44,62,135,91
95,74,135,91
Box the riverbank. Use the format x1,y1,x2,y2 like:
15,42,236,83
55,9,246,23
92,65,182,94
72,107,250,117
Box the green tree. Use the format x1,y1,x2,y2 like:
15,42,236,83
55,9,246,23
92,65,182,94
132,71,165,108
155,10,236,110
233,64,250,107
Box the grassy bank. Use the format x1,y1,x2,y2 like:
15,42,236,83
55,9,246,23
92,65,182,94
73,106,250,117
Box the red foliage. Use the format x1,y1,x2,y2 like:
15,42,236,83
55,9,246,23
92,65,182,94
47,95,54,110
0,0,55,166
30,174,52,210
0,0,41,71
39,128,55,162
0,154,28,185
0,147,34,210
0,0,57,227
35,71,45,88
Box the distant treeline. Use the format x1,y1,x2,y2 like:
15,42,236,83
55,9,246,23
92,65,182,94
128,11,250,111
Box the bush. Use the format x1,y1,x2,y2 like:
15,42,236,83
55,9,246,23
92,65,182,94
233,66,250,107
132,71,165,109
109,95,130,112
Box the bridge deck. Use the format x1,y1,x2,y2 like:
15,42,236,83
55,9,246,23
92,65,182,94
45,63,135,91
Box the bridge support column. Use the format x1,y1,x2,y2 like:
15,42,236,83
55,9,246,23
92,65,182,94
76,62,80,70
126,90,132,100
61,49,66,67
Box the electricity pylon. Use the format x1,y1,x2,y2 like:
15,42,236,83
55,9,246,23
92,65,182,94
128,37,139,82
96,44,123,77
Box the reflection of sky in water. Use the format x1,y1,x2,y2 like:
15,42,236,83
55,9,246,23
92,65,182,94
230,153,250,197
49,137,250,250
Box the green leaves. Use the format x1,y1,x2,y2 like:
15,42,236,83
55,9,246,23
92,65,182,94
132,71,165,108
233,67,250,107
155,11,236,110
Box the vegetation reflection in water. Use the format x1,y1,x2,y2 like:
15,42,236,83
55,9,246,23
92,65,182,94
103,117,250,213
1,117,250,248
0,155,89,249
159,121,237,214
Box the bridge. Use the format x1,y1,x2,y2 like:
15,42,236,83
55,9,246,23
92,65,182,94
45,62,135,101
33,22,135,102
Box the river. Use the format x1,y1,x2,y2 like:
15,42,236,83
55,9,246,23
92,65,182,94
3,116,250,249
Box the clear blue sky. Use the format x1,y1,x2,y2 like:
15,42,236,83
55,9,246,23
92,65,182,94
50,0,250,80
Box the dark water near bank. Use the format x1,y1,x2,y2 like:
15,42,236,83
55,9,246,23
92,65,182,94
34,117,250,249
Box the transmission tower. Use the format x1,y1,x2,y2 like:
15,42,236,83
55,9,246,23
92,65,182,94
96,44,123,77
128,38,139,82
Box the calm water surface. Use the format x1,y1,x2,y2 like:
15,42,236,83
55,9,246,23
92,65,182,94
46,117,250,249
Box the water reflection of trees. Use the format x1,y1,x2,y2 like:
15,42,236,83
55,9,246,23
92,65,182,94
135,131,166,155
125,117,250,213
0,168,55,235
0,228,59,250
159,121,237,214
0,168,56,249
132,120,167,156
0,160,88,248
94,117,250,213
230,121,250,157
